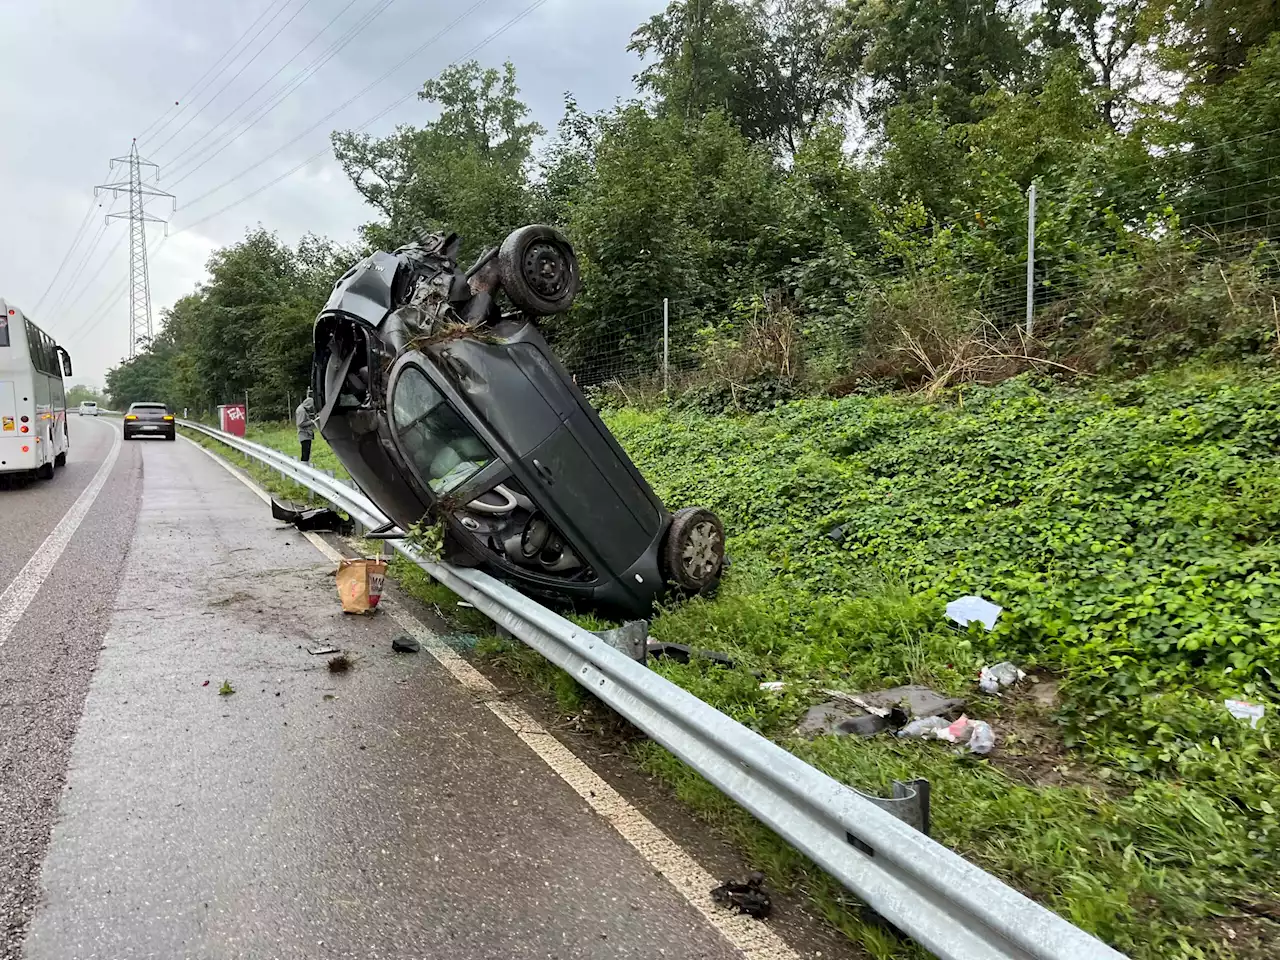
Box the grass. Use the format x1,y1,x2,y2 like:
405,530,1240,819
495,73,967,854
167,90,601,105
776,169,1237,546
199,376,1280,959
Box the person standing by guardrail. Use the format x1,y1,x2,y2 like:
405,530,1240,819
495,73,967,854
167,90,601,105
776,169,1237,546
295,393,318,463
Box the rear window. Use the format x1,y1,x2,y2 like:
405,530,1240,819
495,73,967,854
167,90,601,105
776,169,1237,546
82,402,97,408
130,404,168,412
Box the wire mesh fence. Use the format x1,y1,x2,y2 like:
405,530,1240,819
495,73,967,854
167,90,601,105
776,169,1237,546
557,130,1280,394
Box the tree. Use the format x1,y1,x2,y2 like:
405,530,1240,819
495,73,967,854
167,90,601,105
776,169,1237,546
1033,0,1149,129
1150,0,1280,86
629,0,854,154
332,61,542,260
836,0,1029,126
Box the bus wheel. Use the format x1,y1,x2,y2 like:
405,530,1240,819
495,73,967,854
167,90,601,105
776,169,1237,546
36,460,55,480
55,452,67,468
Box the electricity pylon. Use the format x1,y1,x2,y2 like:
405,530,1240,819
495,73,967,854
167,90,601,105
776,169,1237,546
95,140,175,358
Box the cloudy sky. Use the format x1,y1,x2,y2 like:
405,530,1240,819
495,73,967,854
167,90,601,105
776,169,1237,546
1,0,663,387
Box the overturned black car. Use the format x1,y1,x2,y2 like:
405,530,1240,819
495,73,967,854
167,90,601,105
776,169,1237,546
310,225,726,618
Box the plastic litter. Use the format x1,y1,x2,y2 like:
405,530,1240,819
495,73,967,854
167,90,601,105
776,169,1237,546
978,661,1026,694
897,716,950,738
796,702,890,738
967,720,996,755
946,595,1003,631
1225,698,1266,729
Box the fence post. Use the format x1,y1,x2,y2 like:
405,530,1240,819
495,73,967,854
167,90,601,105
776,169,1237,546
662,298,670,394
1025,181,1037,338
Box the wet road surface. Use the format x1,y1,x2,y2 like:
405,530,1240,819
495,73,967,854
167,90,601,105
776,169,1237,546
0,416,138,959
4,426,748,959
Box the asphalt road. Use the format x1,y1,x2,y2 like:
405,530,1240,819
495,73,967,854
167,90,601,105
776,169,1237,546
0,420,761,960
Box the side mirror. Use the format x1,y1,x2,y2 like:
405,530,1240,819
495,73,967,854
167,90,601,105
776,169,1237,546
57,346,73,377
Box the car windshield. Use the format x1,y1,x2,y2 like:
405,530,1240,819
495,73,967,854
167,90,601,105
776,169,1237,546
391,366,492,494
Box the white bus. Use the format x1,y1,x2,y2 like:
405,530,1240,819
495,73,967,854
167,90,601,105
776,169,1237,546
0,298,72,481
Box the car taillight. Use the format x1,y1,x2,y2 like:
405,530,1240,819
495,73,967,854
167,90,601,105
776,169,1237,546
163,415,174,421
125,415,137,420
19,416,27,422
19,426,28,433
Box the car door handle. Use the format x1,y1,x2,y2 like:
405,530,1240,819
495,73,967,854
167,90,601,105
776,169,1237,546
532,458,554,486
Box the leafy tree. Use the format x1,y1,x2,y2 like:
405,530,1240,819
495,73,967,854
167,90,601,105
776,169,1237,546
629,0,852,154
1032,0,1149,129
835,0,1029,126
332,61,542,260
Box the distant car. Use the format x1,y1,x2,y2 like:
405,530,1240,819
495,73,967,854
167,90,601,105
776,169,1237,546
78,401,98,416
123,402,175,441
311,226,726,619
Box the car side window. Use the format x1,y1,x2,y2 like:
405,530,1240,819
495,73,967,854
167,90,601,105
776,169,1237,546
392,366,493,495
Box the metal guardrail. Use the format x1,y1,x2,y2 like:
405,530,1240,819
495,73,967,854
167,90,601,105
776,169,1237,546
181,420,1127,960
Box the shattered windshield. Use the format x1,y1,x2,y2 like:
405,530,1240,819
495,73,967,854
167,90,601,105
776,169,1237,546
392,365,493,494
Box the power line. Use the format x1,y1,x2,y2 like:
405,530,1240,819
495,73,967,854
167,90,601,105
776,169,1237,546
76,0,548,356
32,177,109,316
166,0,396,186
43,197,122,320
138,0,288,143
53,232,126,322
148,0,302,157
63,237,167,346
177,0,507,214
163,0,369,174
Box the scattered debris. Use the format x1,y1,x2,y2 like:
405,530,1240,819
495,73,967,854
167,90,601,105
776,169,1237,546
457,601,475,609
646,641,736,669
936,715,996,754
1225,698,1266,729
978,661,1026,695
271,497,349,533
392,633,421,654
945,595,1003,631
899,714,995,753
710,872,771,918
327,652,352,674
592,621,649,661
836,685,966,721
796,684,967,739
825,523,848,543
218,680,235,696
759,680,787,692
898,716,951,738
201,680,210,687
337,558,387,614
797,702,891,738
308,643,340,656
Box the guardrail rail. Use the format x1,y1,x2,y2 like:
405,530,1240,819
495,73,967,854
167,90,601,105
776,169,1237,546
181,420,1127,960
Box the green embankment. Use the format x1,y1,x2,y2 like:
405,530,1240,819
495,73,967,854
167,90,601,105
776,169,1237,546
193,367,1279,958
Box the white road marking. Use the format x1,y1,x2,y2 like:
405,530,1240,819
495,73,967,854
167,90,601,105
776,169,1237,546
0,419,123,648
192,436,806,960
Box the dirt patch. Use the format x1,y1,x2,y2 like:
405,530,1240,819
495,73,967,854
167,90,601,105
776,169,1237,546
980,673,1114,792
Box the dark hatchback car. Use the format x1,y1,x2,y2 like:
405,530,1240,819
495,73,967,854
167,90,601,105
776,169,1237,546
311,226,725,618
123,402,175,441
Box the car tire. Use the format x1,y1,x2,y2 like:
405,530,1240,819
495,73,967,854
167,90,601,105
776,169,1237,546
165,433,176,442
54,452,66,468
497,224,580,316
662,506,726,594
36,460,54,480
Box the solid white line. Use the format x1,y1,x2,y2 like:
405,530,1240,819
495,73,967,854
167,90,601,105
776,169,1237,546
193,437,804,960
0,419,123,648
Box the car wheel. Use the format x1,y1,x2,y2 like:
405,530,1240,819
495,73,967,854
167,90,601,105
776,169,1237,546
497,224,580,315
54,452,66,468
36,459,54,480
166,433,176,442
662,507,725,593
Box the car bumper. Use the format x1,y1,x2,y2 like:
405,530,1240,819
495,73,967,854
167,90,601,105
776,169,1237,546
124,424,175,438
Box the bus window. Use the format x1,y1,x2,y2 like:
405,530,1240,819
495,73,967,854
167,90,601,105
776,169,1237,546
0,311,9,348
